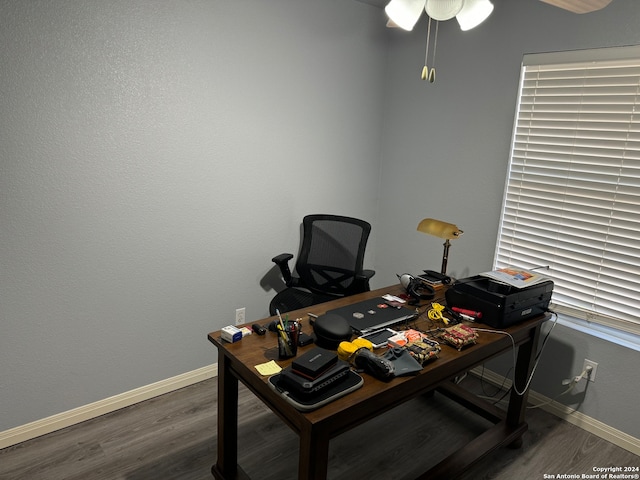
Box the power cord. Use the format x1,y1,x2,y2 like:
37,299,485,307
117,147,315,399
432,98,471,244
562,364,593,386
470,310,594,410
476,364,514,405
472,309,559,397
527,364,592,409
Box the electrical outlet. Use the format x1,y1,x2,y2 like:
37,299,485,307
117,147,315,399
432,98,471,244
235,307,246,326
583,359,598,382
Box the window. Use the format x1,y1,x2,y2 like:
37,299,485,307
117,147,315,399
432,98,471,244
496,46,640,335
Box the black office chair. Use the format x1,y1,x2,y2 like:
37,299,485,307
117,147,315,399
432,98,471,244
269,214,375,316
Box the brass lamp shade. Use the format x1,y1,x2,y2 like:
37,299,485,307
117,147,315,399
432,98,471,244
417,218,463,239
417,218,463,275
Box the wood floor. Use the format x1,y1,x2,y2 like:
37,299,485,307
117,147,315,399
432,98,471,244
1,375,637,480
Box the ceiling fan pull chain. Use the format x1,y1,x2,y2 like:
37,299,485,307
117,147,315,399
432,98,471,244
421,15,432,80
430,20,438,83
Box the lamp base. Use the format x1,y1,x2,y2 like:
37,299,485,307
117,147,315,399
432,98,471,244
441,239,451,275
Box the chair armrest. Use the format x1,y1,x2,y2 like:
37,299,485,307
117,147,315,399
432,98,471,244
272,253,293,265
352,269,375,293
361,269,375,280
272,253,294,286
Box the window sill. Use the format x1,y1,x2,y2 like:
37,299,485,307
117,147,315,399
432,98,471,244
554,313,640,352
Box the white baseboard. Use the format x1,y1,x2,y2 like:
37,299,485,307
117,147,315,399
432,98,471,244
470,367,640,456
0,364,218,450
3,364,638,457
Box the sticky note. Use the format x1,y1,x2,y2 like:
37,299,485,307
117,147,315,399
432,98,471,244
255,360,282,376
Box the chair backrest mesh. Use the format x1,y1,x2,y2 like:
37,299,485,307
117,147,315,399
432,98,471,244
295,215,370,296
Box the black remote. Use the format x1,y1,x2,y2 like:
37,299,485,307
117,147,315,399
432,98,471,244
252,324,267,335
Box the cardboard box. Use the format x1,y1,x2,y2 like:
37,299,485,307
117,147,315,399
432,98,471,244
221,325,243,343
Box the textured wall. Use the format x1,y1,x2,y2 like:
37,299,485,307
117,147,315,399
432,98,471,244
377,0,640,439
2,0,639,442
0,0,387,431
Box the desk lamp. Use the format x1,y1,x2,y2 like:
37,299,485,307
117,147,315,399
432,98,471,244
417,218,464,275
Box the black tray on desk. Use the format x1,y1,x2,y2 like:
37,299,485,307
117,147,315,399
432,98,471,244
268,370,363,412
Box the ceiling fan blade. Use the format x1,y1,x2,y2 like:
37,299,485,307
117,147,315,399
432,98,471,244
539,0,613,14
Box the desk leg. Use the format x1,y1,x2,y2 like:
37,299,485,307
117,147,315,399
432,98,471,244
299,426,330,480
506,323,542,445
418,323,544,479
212,352,239,479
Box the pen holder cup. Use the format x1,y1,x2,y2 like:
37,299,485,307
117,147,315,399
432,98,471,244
277,322,300,359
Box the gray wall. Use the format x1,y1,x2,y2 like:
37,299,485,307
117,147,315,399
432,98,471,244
0,0,387,431
1,0,639,442
378,0,640,440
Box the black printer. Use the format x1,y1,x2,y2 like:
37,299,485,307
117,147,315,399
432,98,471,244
445,275,553,328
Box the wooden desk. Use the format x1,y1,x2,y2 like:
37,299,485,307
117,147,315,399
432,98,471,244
207,285,547,479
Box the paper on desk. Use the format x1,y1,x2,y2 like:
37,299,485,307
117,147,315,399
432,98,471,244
255,360,282,376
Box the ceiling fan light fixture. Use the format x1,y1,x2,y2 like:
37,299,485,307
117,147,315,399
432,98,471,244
385,0,426,31
425,0,465,21
456,0,494,31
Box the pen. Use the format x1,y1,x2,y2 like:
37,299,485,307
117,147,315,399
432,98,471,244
451,307,482,319
276,309,293,356
276,323,292,355
444,306,463,323
276,309,286,330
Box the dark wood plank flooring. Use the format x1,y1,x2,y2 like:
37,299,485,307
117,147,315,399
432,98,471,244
1,375,637,479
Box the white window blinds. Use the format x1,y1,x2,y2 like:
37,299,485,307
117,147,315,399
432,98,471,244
496,46,640,334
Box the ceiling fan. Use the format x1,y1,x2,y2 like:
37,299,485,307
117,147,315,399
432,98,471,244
539,0,613,14
368,0,615,14
382,0,614,83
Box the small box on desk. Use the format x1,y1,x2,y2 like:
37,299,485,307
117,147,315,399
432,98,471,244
445,276,553,328
221,325,243,343
292,347,338,379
